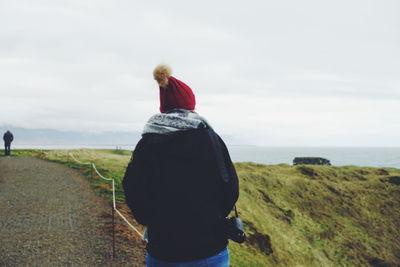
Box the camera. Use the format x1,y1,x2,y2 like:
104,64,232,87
225,217,246,244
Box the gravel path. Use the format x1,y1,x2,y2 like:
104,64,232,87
0,157,145,267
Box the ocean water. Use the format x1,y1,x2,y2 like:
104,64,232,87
12,144,400,169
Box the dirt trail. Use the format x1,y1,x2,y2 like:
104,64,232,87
0,157,145,266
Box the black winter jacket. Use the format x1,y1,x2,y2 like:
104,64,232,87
3,132,13,143
122,128,239,262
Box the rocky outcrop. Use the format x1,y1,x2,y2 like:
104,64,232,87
293,157,331,165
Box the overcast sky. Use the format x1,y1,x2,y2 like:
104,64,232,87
1,0,399,146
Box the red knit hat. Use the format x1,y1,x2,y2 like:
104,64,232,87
159,76,196,113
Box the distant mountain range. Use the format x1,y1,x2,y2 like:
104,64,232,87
0,126,241,147
0,126,142,146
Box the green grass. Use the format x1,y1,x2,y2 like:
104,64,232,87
11,149,400,266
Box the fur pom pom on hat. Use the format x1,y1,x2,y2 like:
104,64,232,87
153,64,196,113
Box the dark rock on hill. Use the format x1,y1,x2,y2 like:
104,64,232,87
388,176,400,185
293,157,331,165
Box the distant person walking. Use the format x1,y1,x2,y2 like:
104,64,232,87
123,65,240,267
3,130,14,156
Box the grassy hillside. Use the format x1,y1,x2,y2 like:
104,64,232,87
12,149,400,266
231,162,400,266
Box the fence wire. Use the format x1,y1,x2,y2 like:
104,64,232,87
68,152,145,240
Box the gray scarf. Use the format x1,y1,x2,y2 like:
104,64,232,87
142,109,211,135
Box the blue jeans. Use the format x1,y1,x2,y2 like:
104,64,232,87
146,248,229,267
